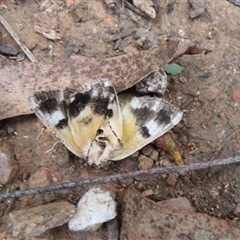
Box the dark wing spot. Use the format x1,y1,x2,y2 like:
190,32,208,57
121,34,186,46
39,98,58,114
81,117,92,125
68,92,91,118
156,109,171,125
55,118,68,130
132,106,155,123
92,97,109,115
97,129,104,135
106,109,113,118
34,93,47,102
140,126,150,138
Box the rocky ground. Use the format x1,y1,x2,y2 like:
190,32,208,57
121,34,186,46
1,0,240,239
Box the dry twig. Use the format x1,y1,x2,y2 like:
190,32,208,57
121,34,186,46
124,0,146,18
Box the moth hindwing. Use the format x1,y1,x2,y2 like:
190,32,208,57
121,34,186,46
29,77,183,165
110,92,183,160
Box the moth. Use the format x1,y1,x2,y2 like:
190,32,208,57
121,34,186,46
29,72,182,165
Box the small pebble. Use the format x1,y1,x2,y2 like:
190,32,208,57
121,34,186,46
178,190,184,196
234,203,240,215
141,145,153,156
149,149,159,161
219,112,227,121
159,158,172,167
166,173,179,186
136,182,145,191
131,151,140,158
179,76,187,83
138,155,154,170
0,43,19,56
6,127,15,135
123,45,138,54
142,189,154,197
178,29,185,37
231,90,240,101
29,170,52,188
202,87,220,101
119,158,138,172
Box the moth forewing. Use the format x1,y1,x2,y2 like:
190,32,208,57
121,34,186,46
29,79,123,165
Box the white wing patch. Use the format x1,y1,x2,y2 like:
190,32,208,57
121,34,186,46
29,74,183,165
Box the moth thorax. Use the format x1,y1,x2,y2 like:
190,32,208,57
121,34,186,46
96,128,122,150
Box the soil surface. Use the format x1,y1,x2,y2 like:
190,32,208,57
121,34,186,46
1,0,240,239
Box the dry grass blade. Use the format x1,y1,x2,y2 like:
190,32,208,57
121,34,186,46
0,15,38,62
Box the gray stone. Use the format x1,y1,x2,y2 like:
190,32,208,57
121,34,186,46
131,151,140,158
149,149,159,161
141,145,153,156
0,143,18,184
234,203,240,215
9,201,75,237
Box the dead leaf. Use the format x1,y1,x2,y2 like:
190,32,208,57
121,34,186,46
120,188,240,239
0,40,179,120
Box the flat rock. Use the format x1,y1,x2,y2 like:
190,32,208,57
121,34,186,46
0,143,18,184
9,201,75,237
